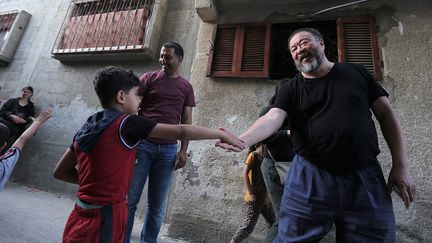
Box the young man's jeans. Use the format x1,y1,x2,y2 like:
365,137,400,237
125,139,177,243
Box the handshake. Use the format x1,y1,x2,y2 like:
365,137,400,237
215,127,247,152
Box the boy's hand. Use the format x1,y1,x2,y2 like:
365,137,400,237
34,107,54,124
216,128,246,152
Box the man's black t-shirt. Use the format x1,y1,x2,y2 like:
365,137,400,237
274,63,388,172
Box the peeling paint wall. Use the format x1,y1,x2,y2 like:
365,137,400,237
376,1,432,242
0,0,201,223
168,0,432,242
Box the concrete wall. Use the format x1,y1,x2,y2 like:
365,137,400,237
1,0,431,242
0,0,201,218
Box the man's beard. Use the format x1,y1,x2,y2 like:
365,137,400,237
295,51,322,73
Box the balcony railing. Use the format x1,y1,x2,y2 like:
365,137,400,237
52,0,158,61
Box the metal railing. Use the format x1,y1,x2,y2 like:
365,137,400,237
52,0,154,54
0,11,18,50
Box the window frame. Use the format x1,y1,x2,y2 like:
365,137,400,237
207,22,271,78
51,0,167,62
209,17,382,80
337,16,382,80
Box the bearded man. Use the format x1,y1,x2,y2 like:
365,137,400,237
217,28,416,243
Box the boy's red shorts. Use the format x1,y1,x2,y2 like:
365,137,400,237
62,201,127,243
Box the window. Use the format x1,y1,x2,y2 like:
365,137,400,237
0,10,31,65
209,16,382,80
207,23,270,78
337,17,382,80
0,11,17,49
52,0,166,61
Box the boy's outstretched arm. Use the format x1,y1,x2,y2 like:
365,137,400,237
148,124,246,151
53,148,78,184
12,107,53,150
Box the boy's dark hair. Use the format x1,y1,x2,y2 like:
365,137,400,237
288,27,324,45
162,42,184,59
0,123,10,147
93,66,140,108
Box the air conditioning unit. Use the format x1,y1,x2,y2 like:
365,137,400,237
0,10,31,65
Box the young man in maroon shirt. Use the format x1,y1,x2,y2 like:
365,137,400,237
125,42,196,243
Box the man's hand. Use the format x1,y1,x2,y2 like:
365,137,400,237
9,114,26,124
387,163,416,209
215,127,246,152
174,150,188,170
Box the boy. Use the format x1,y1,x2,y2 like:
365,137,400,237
0,107,53,190
53,66,244,243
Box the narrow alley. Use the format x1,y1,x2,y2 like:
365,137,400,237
0,182,188,243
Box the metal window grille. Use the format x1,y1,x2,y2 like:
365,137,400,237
52,0,154,54
0,11,18,50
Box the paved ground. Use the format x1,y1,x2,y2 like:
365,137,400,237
0,181,188,243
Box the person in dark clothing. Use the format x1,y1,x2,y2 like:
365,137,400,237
217,28,416,242
0,86,35,149
259,91,295,243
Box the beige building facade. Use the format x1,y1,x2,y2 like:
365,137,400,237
0,0,430,242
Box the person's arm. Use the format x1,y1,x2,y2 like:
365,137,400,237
53,148,78,184
26,103,35,122
371,96,416,208
216,108,287,151
9,114,26,124
29,103,35,117
0,99,14,118
148,123,245,151
242,153,255,202
174,106,192,170
11,107,53,150
0,148,19,189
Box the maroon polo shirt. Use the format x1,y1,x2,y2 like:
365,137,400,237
138,70,195,144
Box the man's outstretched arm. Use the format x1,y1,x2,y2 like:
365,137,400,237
216,107,287,151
